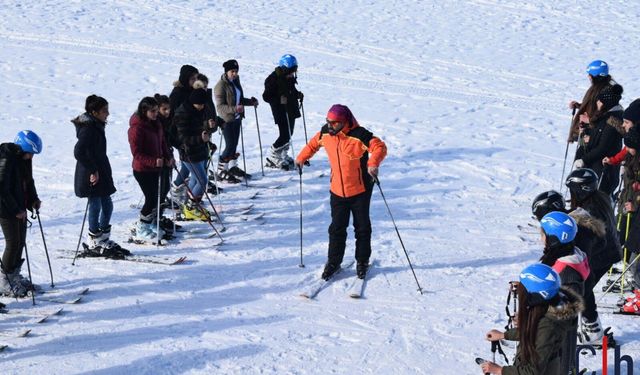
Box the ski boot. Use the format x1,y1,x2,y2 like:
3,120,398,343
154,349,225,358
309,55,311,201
321,262,340,281
266,144,292,170
0,269,28,297
217,161,241,184
181,199,212,221
356,260,370,279
228,158,251,180
578,316,604,346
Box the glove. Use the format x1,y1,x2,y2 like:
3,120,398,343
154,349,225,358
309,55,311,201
208,142,217,155
573,159,584,169
215,116,225,129
280,95,287,105
298,91,304,102
250,97,259,106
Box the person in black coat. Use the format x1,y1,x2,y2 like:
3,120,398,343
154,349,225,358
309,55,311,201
0,131,42,297
169,64,199,113
263,55,303,170
72,95,125,257
574,84,624,195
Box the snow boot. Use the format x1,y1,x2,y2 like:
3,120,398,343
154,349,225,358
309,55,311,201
321,262,340,281
217,161,241,184
181,199,211,221
356,260,370,279
579,316,604,345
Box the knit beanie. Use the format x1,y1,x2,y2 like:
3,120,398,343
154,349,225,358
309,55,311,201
223,59,239,73
179,64,199,87
189,88,208,105
327,104,355,126
624,99,640,125
597,84,623,112
624,126,640,149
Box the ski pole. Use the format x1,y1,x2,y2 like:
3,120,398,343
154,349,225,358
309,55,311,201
239,121,249,187
300,101,309,145
180,148,225,230
285,111,296,167
207,143,223,209
156,171,162,247
35,210,54,288
298,164,304,268
172,164,224,240
21,218,36,305
375,178,423,294
254,106,265,177
560,107,577,192
169,168,176,234
599,253,640,302
72,200,90,266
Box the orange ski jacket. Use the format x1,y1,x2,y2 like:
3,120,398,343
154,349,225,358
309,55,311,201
296,123,386,198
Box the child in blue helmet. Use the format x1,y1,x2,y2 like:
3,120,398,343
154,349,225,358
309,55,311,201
263,54,304,170
482,264,584,375
567,59,616,143
0,130,42,297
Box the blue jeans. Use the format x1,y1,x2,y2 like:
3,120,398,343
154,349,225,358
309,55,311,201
173,162,191,186
184,160,207,199
220,119,241,161
87,195,113,234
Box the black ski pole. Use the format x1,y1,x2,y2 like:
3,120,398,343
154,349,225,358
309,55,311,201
285,111,296,168
21,219,36,305
156,171,162,247
172,164,224,240
207,143,223,209
72,199,90,266
298,164,304,268
375,178,423,294
300,101,309,145
35,210,54,288
560,107,577,191
239,121,249,187
254,106,265,177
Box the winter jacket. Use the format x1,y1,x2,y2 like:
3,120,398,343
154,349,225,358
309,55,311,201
214,74,253,123
569,208,611,271
569,81,613,142
575,106,623,194
608,146,627,166
618,151,640,212
580,194,622,267
172,103,209,163
551,247,590,296
169,82,192,113
128,113,172,173
72,113,116,198
502,287,584,375
263,67,301,124
0,143,38,219
296,122,387,198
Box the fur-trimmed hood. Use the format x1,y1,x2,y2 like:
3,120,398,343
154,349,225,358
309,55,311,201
547,286,584,321
607,108,625,135
569,207,606,238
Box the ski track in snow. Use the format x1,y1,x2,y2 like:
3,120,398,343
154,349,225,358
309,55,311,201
1,0,640,374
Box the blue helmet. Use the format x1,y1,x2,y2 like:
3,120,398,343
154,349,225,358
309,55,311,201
14,130,43,154
586,60,609,77
540,211,577,245
279,54,298,69
519,263,561,304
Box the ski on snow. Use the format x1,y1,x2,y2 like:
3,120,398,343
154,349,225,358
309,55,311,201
58,249,187,266
33,287,90,304
1,307,64,324
300,261,355,299
347,260,375,298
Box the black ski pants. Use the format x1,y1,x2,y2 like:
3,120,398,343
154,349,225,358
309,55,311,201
270,103,295,149
582,264,611,322
0,217,26,274
328,189,373,265
134,171,161,217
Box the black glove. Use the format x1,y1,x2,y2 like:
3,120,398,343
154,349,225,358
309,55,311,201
208,142,217,155
215,116,225,129
298,91,304,103
250,97,259,106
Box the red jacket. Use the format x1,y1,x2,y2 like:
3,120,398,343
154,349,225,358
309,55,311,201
128,113,172,172
608,146,627,166
297,122,386,198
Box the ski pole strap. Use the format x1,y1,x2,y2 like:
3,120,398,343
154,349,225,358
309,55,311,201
492,340,510,365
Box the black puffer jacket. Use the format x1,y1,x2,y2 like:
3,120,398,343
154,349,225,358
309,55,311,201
173,103,208,163
72,113,116,198
569,207,611,270
579,193,622,267
575,106,623,194
0,143,38,219
263,67,301,124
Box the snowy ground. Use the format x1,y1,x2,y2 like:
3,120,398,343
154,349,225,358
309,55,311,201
1,0,640,374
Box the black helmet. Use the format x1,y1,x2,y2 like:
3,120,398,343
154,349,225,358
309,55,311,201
565,168,598,201
531,190,565,220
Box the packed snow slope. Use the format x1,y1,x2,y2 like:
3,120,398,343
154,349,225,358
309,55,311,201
1,1,640,374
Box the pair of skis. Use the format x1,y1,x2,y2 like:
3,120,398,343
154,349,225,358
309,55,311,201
299,260,374,299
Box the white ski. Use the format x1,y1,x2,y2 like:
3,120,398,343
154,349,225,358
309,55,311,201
300,261,355,299
347,260,374,298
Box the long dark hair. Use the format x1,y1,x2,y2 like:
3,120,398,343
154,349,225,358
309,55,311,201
570,190,615,229
540,240,574,266
154,93,170,106
137,96,158,121
516,283,550,365
85,94,108,114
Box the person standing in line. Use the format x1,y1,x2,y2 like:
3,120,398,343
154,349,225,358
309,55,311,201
0,130,43,296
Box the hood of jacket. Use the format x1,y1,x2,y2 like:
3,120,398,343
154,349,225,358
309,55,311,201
547,286,584,321
71,113,104,136
569,207,606,238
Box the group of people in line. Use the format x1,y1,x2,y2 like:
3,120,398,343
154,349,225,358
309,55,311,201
0,54,387,301
480,59,640,374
